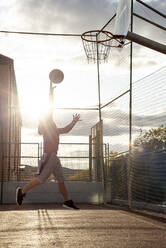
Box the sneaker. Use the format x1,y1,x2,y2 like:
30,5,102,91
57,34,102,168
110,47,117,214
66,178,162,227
16,187,25,205
63,200,79,210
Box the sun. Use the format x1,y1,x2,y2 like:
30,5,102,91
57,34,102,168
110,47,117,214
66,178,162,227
20,97,50,121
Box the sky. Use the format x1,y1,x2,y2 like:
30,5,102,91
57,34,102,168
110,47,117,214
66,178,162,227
0,0,166,152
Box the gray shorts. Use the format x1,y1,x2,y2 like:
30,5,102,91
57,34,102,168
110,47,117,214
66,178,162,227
37,152,64,183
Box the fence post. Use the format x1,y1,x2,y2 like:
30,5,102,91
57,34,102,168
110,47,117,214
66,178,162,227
89,135,92,181
0,142,4,204
99,121,106,204
128,0,134,209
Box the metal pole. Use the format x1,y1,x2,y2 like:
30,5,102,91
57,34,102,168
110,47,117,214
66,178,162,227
128,0,134,210
0,143,4,204
99,120,106,204
8,65,12,181
129,5,133,153
95,38,105,201
89,135,92,181
0,125,4,204
126,31,166,54
96,36,102,122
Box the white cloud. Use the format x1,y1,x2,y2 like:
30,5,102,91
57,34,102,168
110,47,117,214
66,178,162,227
0,0,116,32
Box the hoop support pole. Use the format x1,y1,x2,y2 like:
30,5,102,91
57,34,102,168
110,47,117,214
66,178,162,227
126,31,166,54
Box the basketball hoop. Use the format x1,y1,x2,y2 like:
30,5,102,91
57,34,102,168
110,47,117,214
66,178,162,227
81,30,125,63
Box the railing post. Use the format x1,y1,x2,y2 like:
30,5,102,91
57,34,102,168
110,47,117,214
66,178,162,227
0,142,5,204
89,135,92,181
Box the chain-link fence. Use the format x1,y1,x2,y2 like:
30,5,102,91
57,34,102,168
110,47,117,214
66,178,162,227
102,66,166,211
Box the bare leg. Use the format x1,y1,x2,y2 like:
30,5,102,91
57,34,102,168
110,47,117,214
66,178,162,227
22,179,69,201
58,182,69,201
22,179,41,195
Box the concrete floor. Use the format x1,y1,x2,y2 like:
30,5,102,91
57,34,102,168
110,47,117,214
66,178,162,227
0,204,166,248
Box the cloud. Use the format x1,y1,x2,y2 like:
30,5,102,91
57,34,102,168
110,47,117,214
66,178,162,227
108,143,128,153
133,111,166,128
133,59,157,68
1,0,116,33
101,106,166,137
21,108,99,135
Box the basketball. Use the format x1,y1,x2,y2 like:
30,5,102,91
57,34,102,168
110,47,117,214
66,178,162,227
49,69,64,84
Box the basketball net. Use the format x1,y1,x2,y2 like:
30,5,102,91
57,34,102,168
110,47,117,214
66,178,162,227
81,30,125,63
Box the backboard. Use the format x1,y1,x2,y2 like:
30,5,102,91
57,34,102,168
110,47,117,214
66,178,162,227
114,0,131,37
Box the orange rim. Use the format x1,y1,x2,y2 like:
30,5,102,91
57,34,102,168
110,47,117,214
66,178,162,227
81,30,125,44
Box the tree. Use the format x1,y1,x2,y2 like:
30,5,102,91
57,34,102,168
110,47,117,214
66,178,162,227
134,125,166,152
109,151,118,160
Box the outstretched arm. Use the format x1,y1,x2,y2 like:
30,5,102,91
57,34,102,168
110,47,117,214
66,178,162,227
58,114,80,134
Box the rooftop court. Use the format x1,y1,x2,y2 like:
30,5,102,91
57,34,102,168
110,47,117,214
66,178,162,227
0,204,166,248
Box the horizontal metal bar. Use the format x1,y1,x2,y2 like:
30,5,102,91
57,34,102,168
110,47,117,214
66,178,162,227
59,143,89,145
0,142,89,145
0,30,81,37
55,107,99,110
4,156,98,159
133,13,166,31
1,142,106,146
60,143,106,145
0,142,39,145
136,0,166,19
4,157,39,159
59,156,91,159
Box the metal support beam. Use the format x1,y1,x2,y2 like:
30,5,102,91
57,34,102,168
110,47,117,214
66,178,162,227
100,14,116,31
126,31,166,54
136,0,166,19
133,13,166,31
100,90,130,109
96,37,102,122
128,0,134,210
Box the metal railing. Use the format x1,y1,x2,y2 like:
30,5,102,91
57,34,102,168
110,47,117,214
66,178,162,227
0,142,109,182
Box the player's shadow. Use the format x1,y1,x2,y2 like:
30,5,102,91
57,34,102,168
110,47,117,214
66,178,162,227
37,209,64,247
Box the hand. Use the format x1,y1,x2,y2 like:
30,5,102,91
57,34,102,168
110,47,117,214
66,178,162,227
73,114,80,123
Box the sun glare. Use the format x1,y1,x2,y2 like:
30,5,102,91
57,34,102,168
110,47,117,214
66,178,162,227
20,99,50,120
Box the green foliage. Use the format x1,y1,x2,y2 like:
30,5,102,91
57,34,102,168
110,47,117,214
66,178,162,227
109,151,118,159
134,125,166,152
